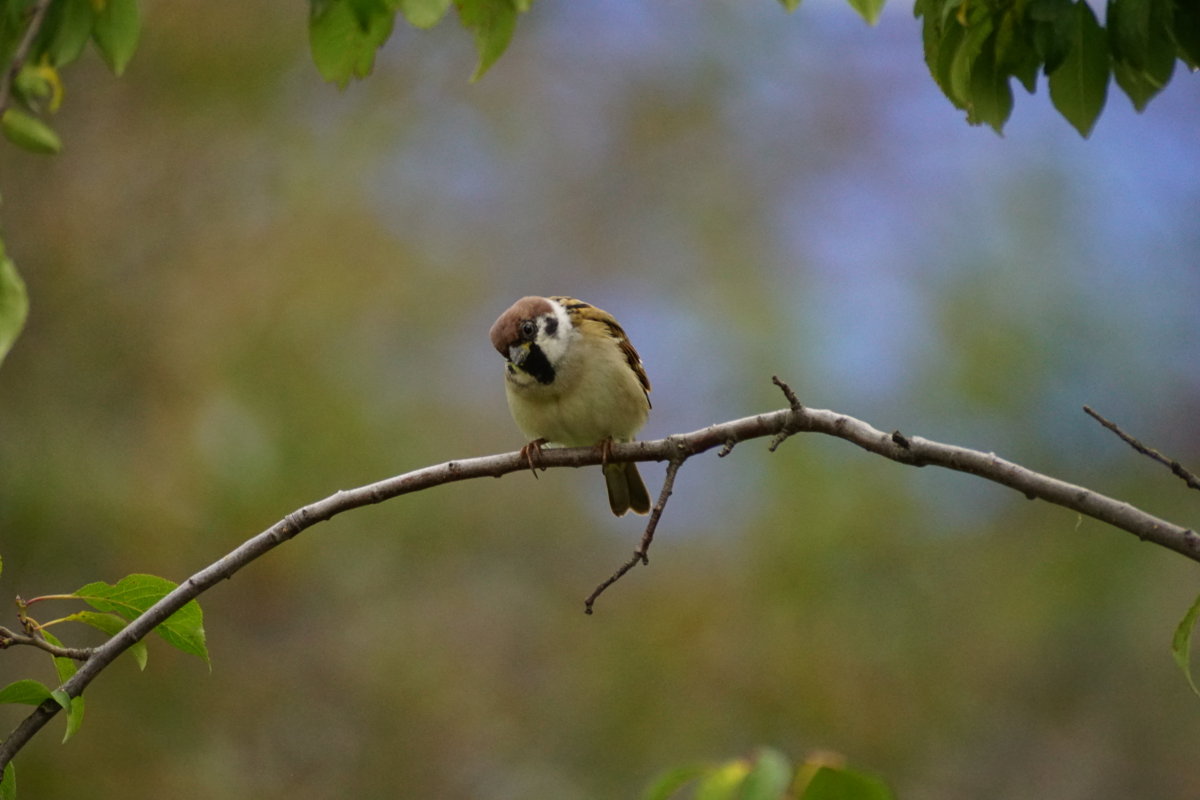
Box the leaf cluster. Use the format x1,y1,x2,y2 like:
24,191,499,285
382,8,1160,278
915,0,1200,136
308,0,530,86
0,568,208,799
0,0,140,154
309,0,888,89
0,0,1193,157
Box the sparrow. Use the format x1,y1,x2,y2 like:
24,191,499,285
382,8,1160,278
490,295,652,516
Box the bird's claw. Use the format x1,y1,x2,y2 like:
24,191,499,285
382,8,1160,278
520,438,548,478
597,436,615,467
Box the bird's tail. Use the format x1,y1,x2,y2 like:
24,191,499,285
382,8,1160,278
604,461,651,516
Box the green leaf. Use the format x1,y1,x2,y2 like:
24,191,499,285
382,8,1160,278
36,0,95,67
694,760,750,800
917,1,951,94
52,693,84,743
995,8,1040,93
398,0,453,28
0,250,29,368
65,699,84,742
949,10,993,107
0,679,53,706
846,0,885,25
1174,0,1200,69
0,762,13,800
347,0,389,26
1112,58,1170,111
41,630,85,742
640,764,708,800
0,6,25,67
71,611,149,670
73,574,209,665
1107,0,1152,60
1047,1,1108,137
1172,591,1200,697
938,0,966,26
1029,0,1073,73
1,108,62,154
455,0,517,82
741,749,793,800
1010,48,1040,94
309,0,395,87
49,688,70,711
933,19,968,108
1109,0,1175,111
800,766,895,800
49,686,84,744
968,33,1014,132
40,630,77,685
92,0,140,76
13,65,52,107
1106,0,1173,75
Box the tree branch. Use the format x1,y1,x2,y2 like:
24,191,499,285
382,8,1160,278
1083,405,1200,492
3,377,1197,769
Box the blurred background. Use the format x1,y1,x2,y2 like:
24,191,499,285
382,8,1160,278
2,0,1199,797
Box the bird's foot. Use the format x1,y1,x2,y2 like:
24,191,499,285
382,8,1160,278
520,438,548,478
596,436,615,467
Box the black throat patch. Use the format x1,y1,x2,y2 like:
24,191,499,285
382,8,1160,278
521,343,556,385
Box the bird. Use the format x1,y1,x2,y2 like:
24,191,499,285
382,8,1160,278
489,295,652,516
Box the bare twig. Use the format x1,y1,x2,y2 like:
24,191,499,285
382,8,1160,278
1084,405,1200,492
3,378,1198,770
585,454,685,614
773,374,802,411
0,0,53,116
0,626,92,661
769,374,803,451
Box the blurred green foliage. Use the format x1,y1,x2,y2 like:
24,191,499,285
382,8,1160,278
0,0,1199,798
642,747,894,800
0,0,1194,166
0,244,27,365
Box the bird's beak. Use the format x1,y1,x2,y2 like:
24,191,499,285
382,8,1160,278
508,342,530,367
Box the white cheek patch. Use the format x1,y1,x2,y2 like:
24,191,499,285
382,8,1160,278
535,300,577,366
548,299,573,336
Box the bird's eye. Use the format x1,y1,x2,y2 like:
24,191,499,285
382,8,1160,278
520,320,537,339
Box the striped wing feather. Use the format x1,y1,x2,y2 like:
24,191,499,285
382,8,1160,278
551,296,651,405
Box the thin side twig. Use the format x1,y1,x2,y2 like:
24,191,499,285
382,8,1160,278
768,375,804,451
0,627,93,661
584,455,685,614
1083,406,1200,492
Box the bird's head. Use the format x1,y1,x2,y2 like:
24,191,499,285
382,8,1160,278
489,296,573,385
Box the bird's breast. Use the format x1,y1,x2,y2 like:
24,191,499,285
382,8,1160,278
504,336,648,446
